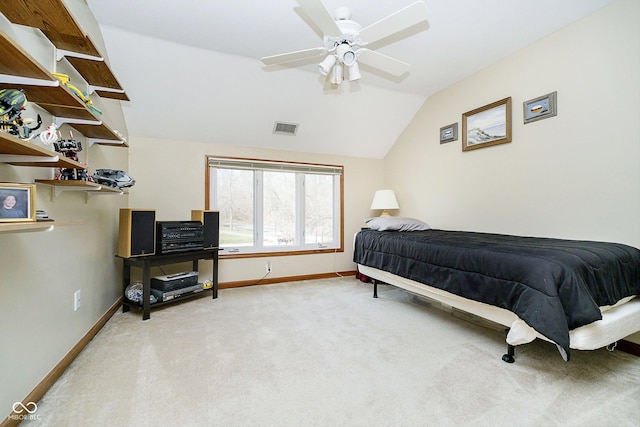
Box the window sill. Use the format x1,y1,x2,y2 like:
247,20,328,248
219,247,344,259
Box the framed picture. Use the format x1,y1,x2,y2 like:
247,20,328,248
0,183,36,222
462,97,512,151
523,91,557,124
439,123,458,144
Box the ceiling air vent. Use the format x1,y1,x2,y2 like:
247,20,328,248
273,121,298,136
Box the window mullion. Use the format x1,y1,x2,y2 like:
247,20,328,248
255,170,263,249
296,173,305,246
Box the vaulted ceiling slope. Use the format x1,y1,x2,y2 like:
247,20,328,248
86,0,614,159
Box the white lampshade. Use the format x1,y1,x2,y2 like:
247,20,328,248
348,62,361,81
370,189,399,216
318,55,336,76
330,63,343,85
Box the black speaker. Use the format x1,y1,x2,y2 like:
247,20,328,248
191,210,219,249
118,209,156,257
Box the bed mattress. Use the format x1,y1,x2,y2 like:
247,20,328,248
353,229,640,358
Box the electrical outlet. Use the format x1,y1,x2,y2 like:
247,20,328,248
74,290,81,311
266,261,272,274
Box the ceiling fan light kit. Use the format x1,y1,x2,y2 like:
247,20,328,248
260,0,430,87
318,54,336,76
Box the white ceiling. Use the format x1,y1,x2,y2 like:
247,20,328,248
86,0,614,159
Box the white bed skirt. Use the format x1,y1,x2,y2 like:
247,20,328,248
357,264,640,353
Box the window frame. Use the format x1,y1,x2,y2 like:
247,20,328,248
205,155,344,259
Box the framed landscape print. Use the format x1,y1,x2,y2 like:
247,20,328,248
462,97,512,151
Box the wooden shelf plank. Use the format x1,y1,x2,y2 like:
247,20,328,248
35,179,125,194
0,0,126,96
0,132,84,168
66,56,125,92
0,29,57,81
94,90,129,101
0,221,54,233
0,0,95,51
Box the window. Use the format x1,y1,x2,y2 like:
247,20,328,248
206,156,343,256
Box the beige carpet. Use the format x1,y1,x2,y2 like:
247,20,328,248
24,277,640,427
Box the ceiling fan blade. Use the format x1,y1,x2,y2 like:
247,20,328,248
261,47,326,65
295,0,343,38
357,49,410,77
359,1,430,45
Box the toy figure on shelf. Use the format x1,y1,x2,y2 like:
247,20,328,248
0,88,43,140
53,132,92,181
92,169,135,188
38,123,59,146
51,73,102,116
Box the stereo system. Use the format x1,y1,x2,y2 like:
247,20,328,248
156,221,204,254
117,208,219,258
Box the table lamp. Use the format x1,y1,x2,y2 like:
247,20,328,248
370,189,399,217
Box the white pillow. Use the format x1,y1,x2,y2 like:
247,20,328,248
365,216,431,232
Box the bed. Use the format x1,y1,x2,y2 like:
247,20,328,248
353,217,640,362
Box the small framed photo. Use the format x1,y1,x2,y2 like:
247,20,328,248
439,123,458,144
462,97,512,151
0,183,36,222
523,91,557,124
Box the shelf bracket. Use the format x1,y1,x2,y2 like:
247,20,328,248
86,189,123,201
54,117,102,127
55,48,104,63
0,73,60,87
45,184,102,201
87,138,126,147
0,154,59,163
88,85,125,95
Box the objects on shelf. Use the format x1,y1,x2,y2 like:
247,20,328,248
52,73,102,116
92,169,135,188
38,123,59,146
0,88,42,140
53,132,92,181
36,209,49,220
125,281,157,304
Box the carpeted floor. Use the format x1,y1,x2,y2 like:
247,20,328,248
24,277,640,427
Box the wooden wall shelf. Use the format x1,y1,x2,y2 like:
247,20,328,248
35,179,126,199
0,132,84,168
0,221,54,234
0,31,127,145
0,28,57,82
0,0,128,100
0,219,82,234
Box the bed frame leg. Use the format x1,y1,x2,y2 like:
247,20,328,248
373,280,378,298
501,328,515,363
502,344,515,363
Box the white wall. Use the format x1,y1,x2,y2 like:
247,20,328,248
0,2,129,416
383,0,640,340
127,137,383,283
385,0,639,247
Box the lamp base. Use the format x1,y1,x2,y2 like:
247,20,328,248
379,210,391,217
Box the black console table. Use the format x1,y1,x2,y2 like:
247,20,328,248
118,248,219,320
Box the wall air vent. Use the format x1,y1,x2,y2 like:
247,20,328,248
273,121,299,136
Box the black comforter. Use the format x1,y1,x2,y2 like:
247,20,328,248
354,229,640,358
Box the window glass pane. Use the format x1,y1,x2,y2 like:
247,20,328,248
216,169,253,247
305,174,334,245
263,171,296,246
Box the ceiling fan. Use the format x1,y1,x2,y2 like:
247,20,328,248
260,0,431,86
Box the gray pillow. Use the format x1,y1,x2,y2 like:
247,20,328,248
365,216,431,232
